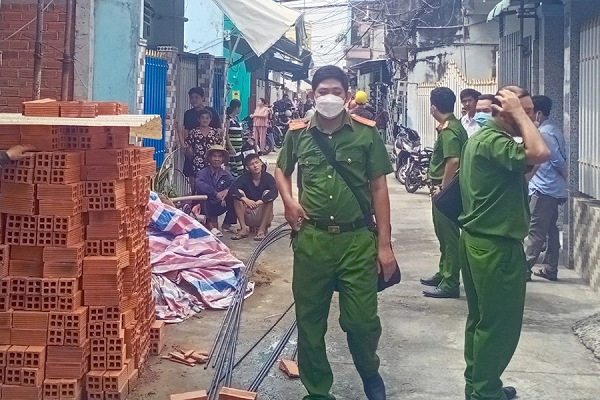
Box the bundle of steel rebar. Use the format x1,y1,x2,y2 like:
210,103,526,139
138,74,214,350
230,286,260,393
205,223,293,399
247,319,298,392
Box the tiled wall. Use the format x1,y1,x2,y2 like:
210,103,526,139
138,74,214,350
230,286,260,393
572,197,600,293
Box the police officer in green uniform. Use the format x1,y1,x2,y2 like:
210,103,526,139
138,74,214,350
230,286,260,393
421,87,468,298
459,87,549,400
274,66,396,400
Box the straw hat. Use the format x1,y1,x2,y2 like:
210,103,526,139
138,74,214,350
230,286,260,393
205,145,230,163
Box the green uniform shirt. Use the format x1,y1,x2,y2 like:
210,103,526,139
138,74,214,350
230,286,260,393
277,111,393,224
428,115,468,184
458,119,530,240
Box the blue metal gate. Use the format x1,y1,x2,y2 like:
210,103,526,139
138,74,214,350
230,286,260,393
143,56,168,167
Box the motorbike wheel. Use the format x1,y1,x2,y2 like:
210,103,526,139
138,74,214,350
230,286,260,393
404,165,421,193
273,126,284,148
395,160,408,185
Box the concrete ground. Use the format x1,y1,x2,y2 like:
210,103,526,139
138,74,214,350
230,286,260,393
131,154,600,400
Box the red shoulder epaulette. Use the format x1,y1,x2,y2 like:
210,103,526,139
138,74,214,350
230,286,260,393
288,119,308,131
351,114,377,127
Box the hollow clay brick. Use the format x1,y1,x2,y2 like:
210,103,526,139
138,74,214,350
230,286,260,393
11,310,48,329
218,387,257,400
44,378,62,399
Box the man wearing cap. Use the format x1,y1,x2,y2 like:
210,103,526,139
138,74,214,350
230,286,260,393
194,145,237,236
350,90,374,120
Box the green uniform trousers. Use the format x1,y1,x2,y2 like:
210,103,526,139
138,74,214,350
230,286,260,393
432,204,461,291
460,231,527,400
292,224,381,400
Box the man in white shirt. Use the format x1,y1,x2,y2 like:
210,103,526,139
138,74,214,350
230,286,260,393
460,89,482,137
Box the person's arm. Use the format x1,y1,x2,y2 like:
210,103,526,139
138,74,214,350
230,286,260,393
1,145,35,167
370,175,396,281
0,151,10,167
260,174,279,203
493,90,549,165
195,170,218,198
442,158,459,188
525,165,540,182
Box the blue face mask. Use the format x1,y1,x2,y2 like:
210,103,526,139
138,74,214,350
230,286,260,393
474,112,492,127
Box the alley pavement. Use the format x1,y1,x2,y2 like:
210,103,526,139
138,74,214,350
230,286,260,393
132,154,600,400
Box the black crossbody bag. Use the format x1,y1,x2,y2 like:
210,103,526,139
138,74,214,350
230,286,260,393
432,171,463,227
310,128,401,291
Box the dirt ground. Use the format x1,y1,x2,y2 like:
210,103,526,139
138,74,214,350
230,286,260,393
131,155,600,400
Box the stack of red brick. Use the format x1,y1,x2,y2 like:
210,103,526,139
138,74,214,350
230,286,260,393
0,100,157,400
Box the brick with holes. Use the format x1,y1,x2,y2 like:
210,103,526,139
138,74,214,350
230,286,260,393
7,345,26,366
58,291,83,312
65,327,87,346
19,230,38,246
21,366,44,386
60,378,82,398
37,215,54,232
51,167,81,184
90,351,106,371
5,366,21,384
42,295,59,312
44,378,62,399
48,328,64,345
34,167,52,184
59,278,79,298
24,346,46,368
24,294,42,311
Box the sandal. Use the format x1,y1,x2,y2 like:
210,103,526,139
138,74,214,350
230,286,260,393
254,233,266,241
222,224,236,233
533,269,558,282
231,232,248,240
210,228,223,237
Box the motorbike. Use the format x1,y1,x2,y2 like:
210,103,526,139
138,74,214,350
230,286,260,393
271,110,291,148
242,116,275,155
393,125,421,185
404,147,433,193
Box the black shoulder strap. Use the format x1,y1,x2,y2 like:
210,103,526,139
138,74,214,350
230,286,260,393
309,128,372,220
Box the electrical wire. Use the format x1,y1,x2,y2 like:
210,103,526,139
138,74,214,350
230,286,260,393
0,0,55,43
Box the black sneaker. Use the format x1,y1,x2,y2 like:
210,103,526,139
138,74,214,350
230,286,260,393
503,386,517,399
420,275,442,287
362,372,386,400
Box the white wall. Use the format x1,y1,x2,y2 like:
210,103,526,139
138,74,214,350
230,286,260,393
403,14,499,130
184,0,224,56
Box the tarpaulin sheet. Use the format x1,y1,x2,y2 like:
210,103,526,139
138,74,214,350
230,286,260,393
211,0,302,57
147,192,249,322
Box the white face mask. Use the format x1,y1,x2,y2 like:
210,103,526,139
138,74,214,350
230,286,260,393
315,94,346,119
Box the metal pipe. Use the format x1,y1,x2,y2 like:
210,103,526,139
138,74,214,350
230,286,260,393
61,0,74,100
32,0,45,99
233,302,294,370
248,320,297,392
519,0,525,87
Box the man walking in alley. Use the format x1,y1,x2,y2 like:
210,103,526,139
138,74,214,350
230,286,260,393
460,89,482,137
459,87,549,400
275,65,396,400
421,87,468,299
525,95,568,281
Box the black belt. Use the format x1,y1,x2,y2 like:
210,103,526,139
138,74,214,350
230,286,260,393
304,218,368,234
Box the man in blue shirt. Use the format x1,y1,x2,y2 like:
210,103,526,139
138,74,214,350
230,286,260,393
524,95,568,281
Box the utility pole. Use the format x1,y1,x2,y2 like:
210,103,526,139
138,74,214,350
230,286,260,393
32,0,45,100
61,0,74,101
